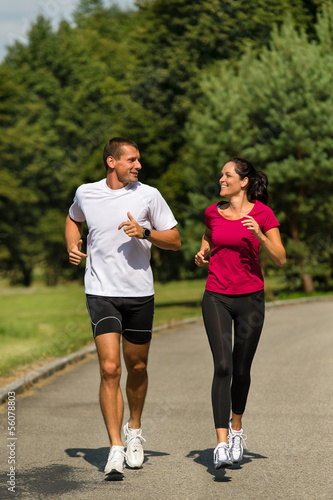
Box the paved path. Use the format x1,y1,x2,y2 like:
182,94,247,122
0,299,332,499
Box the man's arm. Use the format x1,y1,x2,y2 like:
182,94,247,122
145,227,181,251
65,214,88,265
118,212,181,251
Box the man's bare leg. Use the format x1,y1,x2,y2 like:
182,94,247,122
122,339,150,429
95,333,124,446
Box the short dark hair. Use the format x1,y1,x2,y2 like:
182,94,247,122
103,137,138,171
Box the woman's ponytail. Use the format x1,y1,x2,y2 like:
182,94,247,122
249,170,268,205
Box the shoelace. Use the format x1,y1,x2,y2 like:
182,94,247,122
230,430,247,450
214,443,229,461
109,448,126,462
126,432,146,452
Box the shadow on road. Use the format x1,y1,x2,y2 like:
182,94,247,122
0,464,83,499
65,447,110,472
65,447,170,473
186,448,268,482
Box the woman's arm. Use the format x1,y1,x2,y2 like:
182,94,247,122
242,216,286,267
259,227,286,267
195,227,212,267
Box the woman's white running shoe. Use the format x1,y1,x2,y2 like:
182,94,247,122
214,442,233,469
228,420,247,463
104,446,126,476
123,421,146,468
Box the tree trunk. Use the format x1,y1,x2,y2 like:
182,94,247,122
21,266,32,287
288,218,315,294
45,268,59,287
301,273,315,293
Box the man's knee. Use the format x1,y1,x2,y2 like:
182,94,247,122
100,360,121,382
128,359,148,378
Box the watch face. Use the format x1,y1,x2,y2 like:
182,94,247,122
143,228,151,239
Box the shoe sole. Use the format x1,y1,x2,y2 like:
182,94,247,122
230,453,243,464
215,461,233,469
125,458,143,468
125,449,144,468
105,468,124,476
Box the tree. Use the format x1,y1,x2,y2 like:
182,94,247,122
0,7,150,284
0,0,329,286
181,9,333,292
127,0,327,282
131,0,325,184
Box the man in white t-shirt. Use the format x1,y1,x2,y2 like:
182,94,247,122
65,137,181,477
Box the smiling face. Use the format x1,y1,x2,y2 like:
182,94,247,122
107,145,142,189
219,161,248,198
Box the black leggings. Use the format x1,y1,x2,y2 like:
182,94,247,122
202,289,265,429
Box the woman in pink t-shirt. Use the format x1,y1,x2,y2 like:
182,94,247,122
195,158,286,470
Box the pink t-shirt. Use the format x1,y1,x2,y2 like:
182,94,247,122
205,200,280,295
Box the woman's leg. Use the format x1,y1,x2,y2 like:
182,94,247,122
202,290,233,444
231,290,265,419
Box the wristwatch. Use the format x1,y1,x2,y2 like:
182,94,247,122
142,228,151,239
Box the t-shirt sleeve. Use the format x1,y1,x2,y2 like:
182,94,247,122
149,190,178,231
261,205,280,233
69,187,86,223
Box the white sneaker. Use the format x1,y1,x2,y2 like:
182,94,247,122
104,446,126,476
214,442,233,469
228,419,247,463
123,421,146,468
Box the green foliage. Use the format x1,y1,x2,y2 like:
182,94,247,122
0,7,143,284
182,13,333,291
0,0,330,287
132,0,324,181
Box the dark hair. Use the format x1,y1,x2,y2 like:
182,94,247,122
228,157,269,205
103,137,138,171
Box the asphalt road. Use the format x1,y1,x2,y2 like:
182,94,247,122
0,299,332,500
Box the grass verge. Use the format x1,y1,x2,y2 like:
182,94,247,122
0,280,206,380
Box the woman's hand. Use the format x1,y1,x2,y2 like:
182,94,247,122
195,250,209,267
242,216,286,267
195,227,212,267
241,215,263,240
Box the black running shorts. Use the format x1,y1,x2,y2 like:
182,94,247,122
86,294,154,344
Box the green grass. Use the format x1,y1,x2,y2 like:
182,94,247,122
0,280,206,379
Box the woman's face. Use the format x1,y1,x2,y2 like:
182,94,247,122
219,162,245,198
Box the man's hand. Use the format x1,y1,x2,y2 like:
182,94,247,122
118,212,144,239
118,212,181,250
68,239,88,265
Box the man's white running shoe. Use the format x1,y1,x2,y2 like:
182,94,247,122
214,442,233,469
104,446,126,476
123,421,146,468
228,419,247,463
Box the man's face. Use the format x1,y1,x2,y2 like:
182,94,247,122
109,145,142,186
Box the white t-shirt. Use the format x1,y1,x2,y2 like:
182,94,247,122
69,179,178,297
